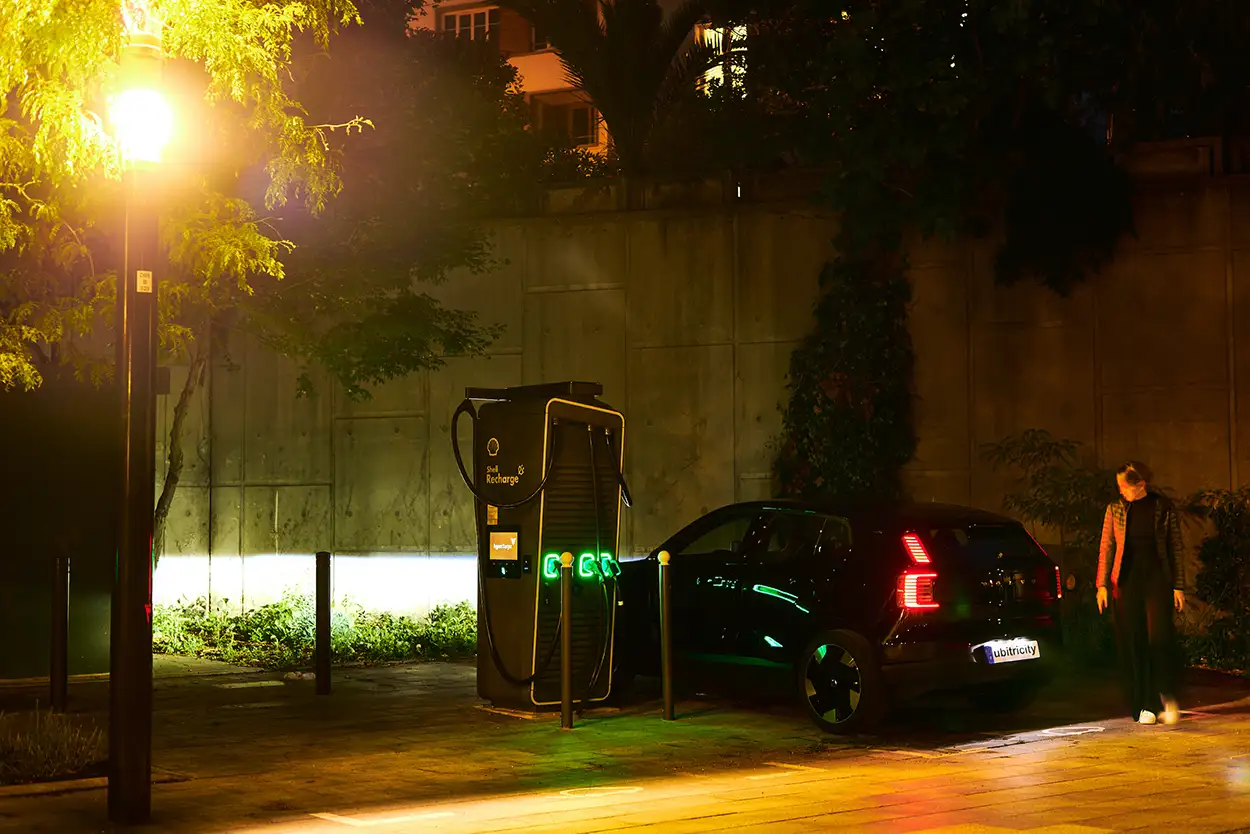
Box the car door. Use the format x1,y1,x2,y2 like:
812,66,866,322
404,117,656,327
665,508,764,657
736,511,852,663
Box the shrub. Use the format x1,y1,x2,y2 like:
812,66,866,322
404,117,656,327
1183,490,1250,673
984,431,1250,672
774,255,916,501
0,708,104,785
982,429,1118,661
153,592,477,670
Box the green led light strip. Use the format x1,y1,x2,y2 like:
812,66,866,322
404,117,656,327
541,552,620,580
751,583,811,614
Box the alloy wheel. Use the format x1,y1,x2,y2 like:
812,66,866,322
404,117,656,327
803,642,862,725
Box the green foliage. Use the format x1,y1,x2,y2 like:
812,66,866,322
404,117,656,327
1,0,368,419
249,6,551,398
645,79,811,175
0,708,105,786
152,590,477,669
542,146,621,182
982,430,1118,659
982,430,1118,555
2,0,530,395
3,0,560,563
762,0,1250,494
1183,490,1250,672
2,0,362,310
773,255,915,501
742,1,1250,295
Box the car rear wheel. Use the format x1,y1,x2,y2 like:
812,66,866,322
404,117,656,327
796,629,885,734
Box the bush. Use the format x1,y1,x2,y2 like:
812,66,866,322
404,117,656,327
982,429,1118,661
153,591,476,670
774,255,916,501
984,431,1250,672
0,708,105,785
1183,490,1250,673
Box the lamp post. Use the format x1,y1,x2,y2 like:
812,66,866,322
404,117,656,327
109,25,172,826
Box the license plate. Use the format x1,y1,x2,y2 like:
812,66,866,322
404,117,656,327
982,638,1040,665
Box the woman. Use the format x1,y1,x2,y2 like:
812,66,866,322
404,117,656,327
1096,461,1187,725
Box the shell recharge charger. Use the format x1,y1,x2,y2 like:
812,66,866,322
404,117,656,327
451,382,632,710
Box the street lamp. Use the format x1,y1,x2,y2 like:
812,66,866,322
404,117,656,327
108,25,171,826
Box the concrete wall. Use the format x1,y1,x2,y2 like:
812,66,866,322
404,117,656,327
0,378,118,678
153,157,1250,616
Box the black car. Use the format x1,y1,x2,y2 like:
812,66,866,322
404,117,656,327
615,500,1064,733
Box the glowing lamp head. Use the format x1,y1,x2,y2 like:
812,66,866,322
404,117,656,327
112,87,173,165
113,30,172,166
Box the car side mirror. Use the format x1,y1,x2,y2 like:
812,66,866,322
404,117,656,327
731,539,742,553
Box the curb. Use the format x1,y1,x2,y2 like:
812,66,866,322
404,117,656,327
0,673,109,690
1198,694,1250,712
0,771,186,800
0,668,270,691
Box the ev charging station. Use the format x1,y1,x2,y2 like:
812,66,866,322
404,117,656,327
451,382,631,712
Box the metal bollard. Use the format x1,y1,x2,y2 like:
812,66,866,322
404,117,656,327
51,554,70,713
560,551,574,730
315,551,331,695
658,550,674,721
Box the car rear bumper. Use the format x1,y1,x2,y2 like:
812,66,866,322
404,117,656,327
880,632,1063,702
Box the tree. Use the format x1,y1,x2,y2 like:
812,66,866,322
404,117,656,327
497,0,723,176
2,0,361,388
764,1,1250,499
239,0,550,401
4,0,367,555
772,255,915,502
749,0,1250,293
1,0,542,561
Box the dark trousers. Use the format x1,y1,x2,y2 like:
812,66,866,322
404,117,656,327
1112,562,1178,717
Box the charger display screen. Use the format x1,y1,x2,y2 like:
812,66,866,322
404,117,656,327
489,531,519,560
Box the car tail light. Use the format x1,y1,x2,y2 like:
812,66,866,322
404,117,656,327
897,572,939,609
898,534,938,610
902,533,931,564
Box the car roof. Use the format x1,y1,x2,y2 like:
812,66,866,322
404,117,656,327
717,499,1020,528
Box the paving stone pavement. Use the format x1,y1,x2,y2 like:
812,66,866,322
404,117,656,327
1,660,1249,833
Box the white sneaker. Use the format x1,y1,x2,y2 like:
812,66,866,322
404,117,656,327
1161,698,1180,725
1138,710,1157,725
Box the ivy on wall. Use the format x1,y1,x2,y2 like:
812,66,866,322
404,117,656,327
773,253,915,501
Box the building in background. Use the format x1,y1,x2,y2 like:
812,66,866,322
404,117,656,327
411,1,747,154
412,0,609,150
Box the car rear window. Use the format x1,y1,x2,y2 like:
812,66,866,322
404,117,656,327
919,523,1045,568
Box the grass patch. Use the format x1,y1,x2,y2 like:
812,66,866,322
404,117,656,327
0,708,105,786
153,591,476,670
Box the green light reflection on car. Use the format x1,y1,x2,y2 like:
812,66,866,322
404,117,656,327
751,583,810,614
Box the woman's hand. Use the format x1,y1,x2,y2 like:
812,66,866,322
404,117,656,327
1097,586,1108,613
1174,589,1185,612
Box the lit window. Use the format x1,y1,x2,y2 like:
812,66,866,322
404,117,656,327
441,7,501,41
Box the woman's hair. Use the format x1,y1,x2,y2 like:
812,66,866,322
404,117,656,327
1116,460,1152,485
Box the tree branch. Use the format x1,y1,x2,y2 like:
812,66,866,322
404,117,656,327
57,220,96,280
153,340,209,566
